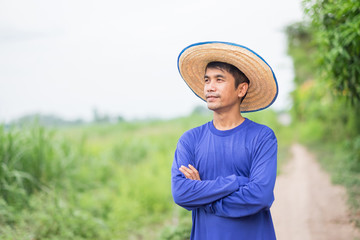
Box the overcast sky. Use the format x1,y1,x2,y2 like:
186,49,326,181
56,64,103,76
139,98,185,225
0,0,304,123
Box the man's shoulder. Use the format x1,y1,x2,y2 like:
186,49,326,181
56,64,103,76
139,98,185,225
179,121,210,142
245,119,276,139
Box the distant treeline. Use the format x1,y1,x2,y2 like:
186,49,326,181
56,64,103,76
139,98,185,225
4,106,211,128
5,109,125,128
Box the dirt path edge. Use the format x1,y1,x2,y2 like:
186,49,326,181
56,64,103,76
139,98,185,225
271,144,360,240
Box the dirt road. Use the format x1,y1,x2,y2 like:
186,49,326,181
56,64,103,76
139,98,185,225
271,144,360,240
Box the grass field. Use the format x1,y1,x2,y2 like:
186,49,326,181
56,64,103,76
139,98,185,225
0,110,290,239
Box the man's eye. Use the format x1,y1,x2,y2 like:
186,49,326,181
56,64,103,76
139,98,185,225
217,78,223,82
204,79,209,83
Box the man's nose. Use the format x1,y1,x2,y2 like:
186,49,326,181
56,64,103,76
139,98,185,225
206,80,216,92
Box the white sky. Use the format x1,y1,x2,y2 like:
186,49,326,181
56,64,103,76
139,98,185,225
0,0,304,123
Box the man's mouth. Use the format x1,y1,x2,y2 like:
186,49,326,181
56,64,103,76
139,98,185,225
205,93,220,100
205,93,220,102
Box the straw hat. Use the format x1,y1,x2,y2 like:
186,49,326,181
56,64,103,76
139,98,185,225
177,41,278,113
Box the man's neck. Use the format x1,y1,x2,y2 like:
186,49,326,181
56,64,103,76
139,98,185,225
213,110,245,130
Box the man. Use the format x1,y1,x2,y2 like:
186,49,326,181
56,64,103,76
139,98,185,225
172,42,278,239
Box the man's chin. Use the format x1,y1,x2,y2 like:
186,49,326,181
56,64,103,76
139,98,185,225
206,103,219,111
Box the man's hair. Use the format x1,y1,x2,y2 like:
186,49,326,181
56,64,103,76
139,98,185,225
205,61,250,103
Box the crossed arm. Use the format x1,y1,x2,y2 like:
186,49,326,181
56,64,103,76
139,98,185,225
172,130,277,218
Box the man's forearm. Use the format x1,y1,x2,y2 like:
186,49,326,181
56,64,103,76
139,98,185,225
204,181,275,218
171,173,240,210
173,165,249,210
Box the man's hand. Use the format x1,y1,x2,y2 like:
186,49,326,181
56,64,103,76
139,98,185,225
179,164,201,180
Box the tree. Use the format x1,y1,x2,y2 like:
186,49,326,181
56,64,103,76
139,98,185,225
304,0,360,105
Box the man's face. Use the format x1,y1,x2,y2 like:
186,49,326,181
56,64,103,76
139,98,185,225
204,67,244,112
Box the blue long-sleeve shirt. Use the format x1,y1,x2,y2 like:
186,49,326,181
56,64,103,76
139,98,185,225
171,118,277,240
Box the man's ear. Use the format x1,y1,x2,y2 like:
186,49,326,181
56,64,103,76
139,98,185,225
237,82,249,98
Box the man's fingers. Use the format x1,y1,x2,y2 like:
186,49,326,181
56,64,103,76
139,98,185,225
188,164,201,180
179,165,201,180
179,165,196,180
179,166,194,180
188,164,198,173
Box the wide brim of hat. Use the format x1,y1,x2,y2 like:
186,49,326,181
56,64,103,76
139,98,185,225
177,41,278,113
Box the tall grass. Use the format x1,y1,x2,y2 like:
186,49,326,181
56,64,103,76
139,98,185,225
0,112,290,239
0,124,79,212
0,115,212,239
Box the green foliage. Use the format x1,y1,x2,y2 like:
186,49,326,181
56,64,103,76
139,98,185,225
304,0,360,104
286,0,360,227
0,115,213,239
286,0,360,139
159,215,192,240
0,124,77,211
285,22,317,86
0,111,289,239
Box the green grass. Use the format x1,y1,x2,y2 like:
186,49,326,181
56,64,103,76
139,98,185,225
0,111,291,239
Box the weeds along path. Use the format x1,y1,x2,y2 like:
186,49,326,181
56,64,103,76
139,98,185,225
271,144,360,240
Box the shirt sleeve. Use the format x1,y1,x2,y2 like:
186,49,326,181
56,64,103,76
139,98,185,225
204,128,277,218
171,134,241,211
